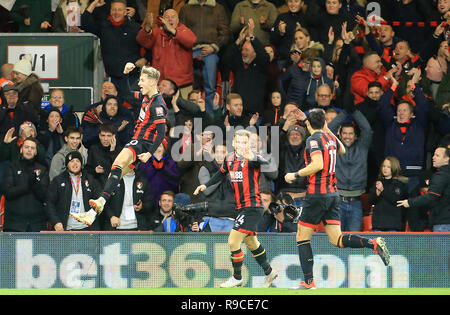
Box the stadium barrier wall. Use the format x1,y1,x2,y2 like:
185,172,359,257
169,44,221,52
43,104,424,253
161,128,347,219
0,232,448,289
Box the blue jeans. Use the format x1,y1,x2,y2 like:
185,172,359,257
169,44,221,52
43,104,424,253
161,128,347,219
339,200,363,232
203,216,234,232
193,49,218,116
432,224,450,232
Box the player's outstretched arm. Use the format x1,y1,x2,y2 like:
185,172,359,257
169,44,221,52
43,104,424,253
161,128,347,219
285,153,324,183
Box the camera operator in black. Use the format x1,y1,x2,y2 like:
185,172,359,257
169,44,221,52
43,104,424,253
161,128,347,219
198,143,236,232
258,191,298,233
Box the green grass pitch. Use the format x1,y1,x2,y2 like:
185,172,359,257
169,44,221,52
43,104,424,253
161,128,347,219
0,288,449,295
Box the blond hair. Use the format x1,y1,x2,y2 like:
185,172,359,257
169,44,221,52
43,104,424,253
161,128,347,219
141,66,160,81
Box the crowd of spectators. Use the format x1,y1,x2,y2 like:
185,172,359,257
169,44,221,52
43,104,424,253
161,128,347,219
0,0,449,233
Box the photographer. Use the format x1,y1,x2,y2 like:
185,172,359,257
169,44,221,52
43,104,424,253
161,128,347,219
149,191,207,232
198,143,236,232
257,191,298,233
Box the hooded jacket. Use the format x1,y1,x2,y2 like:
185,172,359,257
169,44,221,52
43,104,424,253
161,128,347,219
15,73,44,114
304,57,334,107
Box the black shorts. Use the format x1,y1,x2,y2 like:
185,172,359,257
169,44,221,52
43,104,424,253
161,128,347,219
298,195,341,229
124,139,159,163
233,207,264,235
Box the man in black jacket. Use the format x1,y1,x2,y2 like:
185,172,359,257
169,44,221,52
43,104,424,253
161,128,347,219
85,123,122,187
223,18,270,115
3,137,49,232
397,146,450,232
81,0,146,98
104,168,153,231
46,151,101,231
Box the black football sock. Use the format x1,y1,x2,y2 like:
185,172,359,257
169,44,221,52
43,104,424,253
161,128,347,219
251,245,272,275
231,249,244,280
297,240,314,284
100,166,122,201
338,234,375,249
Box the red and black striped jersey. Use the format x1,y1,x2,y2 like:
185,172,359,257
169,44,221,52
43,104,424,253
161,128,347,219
218,153,269,210
132,91,167,141
304,131,341,196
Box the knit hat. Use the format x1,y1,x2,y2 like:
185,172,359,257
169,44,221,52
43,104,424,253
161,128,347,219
65,151,83,167
2,84,18,93
287,125,306,139
13,54,32,76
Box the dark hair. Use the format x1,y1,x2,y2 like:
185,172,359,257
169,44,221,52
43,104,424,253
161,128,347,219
368,81,382,89
103,94,119,106
308,108,326,130
99,123,117,135
65,126,83,137
47,108,63,119
162,78,178,94
22,136,38,146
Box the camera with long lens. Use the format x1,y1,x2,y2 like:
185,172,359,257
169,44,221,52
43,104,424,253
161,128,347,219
267,192,300,223
173,202,209,227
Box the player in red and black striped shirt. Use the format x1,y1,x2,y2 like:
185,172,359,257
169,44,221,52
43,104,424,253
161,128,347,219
285,108,390,290
194,130,278,288
71,63,167,226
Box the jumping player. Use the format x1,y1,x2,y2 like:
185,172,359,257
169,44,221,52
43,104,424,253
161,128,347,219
71,63,167,225
285,108,390,290
194,130,278,288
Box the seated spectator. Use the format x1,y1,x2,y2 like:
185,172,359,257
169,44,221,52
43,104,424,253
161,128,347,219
11,54,44,115
49,126,88,181
179,0,231,115
223,19,270,115
52,0,89,33
46,151,102,231
230,0,278,45
139,140,181,204
3,137,49,232
198,143,236,232
9,0,52,32
42,89,80,129
85,123,122,187
137,9,197,98
378,69,430,192
368,156,408,232
269,0,314,66
0,121,47,166
37,109,66,166
104,168,153,231
328,101,373,232
81,0,145,98
0,84,39,141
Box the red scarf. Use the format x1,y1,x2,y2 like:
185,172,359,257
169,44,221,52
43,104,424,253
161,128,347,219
108,15,125,27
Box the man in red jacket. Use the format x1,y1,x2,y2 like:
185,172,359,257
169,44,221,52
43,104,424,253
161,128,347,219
137,9,197,99
350,51,400,104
